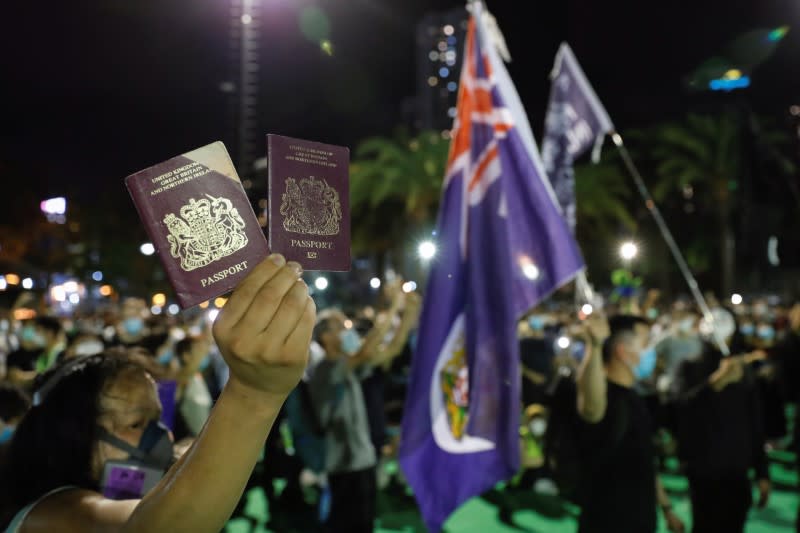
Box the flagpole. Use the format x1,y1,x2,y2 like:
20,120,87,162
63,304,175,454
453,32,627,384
610,132,731,356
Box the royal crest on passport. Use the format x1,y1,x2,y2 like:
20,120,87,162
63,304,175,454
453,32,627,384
267,134,351,271
125,141,269,308
164,194,248,271
280,176,342,236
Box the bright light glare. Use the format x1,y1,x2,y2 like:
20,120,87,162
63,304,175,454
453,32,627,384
51,286,66,302
370,277,381,289
620,242,638,260
402,281,417,293
40,197,67,215
581,304,594,316
731,293,743,306
241,14,252,24
557,336,571,349
314,277,329,291
208,309,220,322
418,241,437,260
151,305,162,315
152,293,167,307
0,279,6,291
92,271,103,282
68,293,80,305
140,243,155,256
523,264,540,280
168,304,180,316
21,278,33,290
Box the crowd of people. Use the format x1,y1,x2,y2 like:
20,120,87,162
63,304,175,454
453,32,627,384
0,256,798,533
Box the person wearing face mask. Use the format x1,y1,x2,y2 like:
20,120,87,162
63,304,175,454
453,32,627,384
0,254,316,533
6,316,66,388
109,298,151,349
670,307,770,533
574,313,684,533
306,307,396,533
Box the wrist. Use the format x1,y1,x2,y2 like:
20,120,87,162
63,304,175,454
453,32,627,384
223,377,287,416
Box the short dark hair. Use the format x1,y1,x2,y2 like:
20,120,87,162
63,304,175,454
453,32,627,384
601,314,651,364
34,316,63,336
313,309,346,344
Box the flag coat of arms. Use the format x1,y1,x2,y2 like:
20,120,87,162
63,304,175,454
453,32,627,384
398,3,585,531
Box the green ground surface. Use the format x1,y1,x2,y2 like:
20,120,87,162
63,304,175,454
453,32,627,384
226,449,798,533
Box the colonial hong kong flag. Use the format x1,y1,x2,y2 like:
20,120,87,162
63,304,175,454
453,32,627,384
398,3,585,531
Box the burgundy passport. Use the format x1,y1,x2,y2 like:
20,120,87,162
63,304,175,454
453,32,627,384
125,141,269,308
267,134,351,271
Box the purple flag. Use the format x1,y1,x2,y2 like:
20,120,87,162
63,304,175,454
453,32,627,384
541,42,614,231
398,5,585,532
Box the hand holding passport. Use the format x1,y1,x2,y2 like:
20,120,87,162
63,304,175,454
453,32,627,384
125,135,350,309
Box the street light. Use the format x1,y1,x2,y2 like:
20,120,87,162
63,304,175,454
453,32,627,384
418,240,437,261
370,277,381,289
315,277,329,291
140,243,155,256
731,293,743,305
619,241,638,261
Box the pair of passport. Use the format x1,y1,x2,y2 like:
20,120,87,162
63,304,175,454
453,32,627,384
125,135,350,308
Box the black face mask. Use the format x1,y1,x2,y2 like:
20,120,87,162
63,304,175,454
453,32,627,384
97,420,174,500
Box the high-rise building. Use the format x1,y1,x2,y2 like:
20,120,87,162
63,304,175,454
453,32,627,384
414,8,469,134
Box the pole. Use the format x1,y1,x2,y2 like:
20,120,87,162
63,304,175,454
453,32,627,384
610,132,730,356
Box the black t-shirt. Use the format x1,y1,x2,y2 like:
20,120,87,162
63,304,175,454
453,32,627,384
5,348,42,372
672,346,769,480
577,381,656,533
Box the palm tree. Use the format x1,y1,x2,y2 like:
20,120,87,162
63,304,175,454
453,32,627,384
649,112,795,295
350,128,449,274
573,157,637,239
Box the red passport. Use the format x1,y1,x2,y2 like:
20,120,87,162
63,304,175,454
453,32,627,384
125,141,269,308
267,134,351,271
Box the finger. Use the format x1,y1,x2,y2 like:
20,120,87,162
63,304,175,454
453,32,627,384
216,254,287,329
233,262,304,337
282,296,317,362
253,278,310,347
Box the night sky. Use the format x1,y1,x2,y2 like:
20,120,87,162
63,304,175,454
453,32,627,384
1,0,797,231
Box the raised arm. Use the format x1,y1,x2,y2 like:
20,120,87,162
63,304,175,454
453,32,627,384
37,256,315,533
575,314,610,424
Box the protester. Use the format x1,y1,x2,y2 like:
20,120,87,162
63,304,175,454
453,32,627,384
307,305,398,533
574,313,684,533
764,301,800,532
0,382,30,464
0,255,315,533
671,307,770,533
5,316,66,387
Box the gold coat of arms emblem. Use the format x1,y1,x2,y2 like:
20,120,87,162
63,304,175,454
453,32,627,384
163,195,248,271
280,176,341,235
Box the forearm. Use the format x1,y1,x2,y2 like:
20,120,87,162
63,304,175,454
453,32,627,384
656,477,671,508
124,379,282,532
373,313,416,366
576,344,606,423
